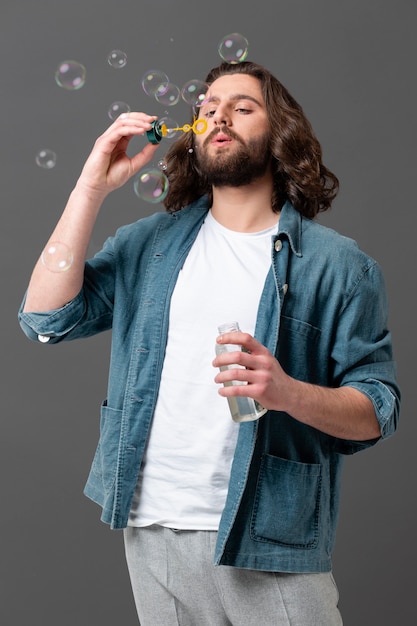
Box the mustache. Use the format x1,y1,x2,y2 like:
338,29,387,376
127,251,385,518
203,126,243,147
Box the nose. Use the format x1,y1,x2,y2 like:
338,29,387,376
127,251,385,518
212,107,231,126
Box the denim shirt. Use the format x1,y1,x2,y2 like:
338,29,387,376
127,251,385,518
18,197,400,573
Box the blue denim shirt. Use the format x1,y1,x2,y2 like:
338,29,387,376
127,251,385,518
18,197,400,573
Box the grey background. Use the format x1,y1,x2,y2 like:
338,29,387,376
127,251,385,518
1,0,415,624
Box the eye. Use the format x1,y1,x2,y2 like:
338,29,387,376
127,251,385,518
204,108,217,118
236,107,251,114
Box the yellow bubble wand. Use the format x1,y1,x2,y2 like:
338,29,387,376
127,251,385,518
147,118,208,144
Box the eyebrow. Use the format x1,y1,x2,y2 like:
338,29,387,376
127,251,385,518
203,93,264,107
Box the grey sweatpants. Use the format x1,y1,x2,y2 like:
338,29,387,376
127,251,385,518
124,525,343,625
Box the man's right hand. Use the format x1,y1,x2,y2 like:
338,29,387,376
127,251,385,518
76,112,161,200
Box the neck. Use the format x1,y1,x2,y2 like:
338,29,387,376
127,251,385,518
210,173,278,233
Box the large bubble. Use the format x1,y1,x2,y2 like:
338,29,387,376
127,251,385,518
218,33,249,63
141,69,170,97
181,80,209,107
155,83,180,106
55,60,86,90
133,168,169,203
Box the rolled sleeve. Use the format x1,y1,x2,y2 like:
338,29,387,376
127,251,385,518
331,260,401,454
349,377,399,440
18,290,86,343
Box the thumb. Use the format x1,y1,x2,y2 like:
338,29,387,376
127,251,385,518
130,142,161,175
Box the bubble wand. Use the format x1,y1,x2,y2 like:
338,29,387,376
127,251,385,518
146,118,207,144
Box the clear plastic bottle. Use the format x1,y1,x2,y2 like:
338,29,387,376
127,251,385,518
215,321,267,422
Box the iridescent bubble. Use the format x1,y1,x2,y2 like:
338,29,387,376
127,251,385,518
35,149,57,169
155,83,180,106
55,60,86,90
108,101,131,120
107,49,127,68
181,80,209,107
218,33,249,63
141,69,170,97
41,242,73,273
158,116,179,139
133,168,169,204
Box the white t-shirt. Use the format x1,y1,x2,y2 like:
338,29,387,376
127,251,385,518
128,211,278,529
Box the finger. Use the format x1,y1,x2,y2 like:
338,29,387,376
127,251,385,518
213,349,248,370
215,367,249,385
215,331,266,355
215,330,251,346
92,122,157,167
117,112,157,130
101,113,157,142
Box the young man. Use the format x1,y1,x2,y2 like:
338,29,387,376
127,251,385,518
19,61,400,625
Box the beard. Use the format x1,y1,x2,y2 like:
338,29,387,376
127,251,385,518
195,127,271,187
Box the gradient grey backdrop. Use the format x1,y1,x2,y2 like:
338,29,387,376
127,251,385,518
1,1,415,624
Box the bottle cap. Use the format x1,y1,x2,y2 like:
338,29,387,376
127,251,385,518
146,120,167,144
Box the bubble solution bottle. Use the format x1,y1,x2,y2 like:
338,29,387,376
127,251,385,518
215,322,268,423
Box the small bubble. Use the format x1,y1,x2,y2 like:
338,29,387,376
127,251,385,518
107,49,127,68
141,69,170,97
35,149,57,169
218,33,249,63
108,101,131,120
188,148,194,154
55,60,86,90
133,168,169,204
41,242,73,273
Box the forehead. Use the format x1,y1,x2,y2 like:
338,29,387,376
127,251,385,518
204,73,264,104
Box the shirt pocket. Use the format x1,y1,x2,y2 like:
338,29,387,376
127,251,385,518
91,401,122,495
250,453,322,549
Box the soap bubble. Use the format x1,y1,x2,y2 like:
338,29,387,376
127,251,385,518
41,242,73,272
35,149,57,169
155,83,180,106
158,116,179,139
107,49,127,68
133,168,169,203
141,69,170,97
55,60,86,90
108,101,131,120
181,80,208,107
218,33,249,63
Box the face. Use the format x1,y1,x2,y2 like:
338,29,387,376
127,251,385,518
195,73,271,187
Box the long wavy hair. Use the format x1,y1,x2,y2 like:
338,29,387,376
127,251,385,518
162,61,339,218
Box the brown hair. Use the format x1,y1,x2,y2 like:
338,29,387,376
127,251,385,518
162,61,339,218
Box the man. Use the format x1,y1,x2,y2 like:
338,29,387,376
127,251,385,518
18,61,400,625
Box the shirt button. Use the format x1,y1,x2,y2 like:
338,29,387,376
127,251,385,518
283,283,288,294
274,239,283,252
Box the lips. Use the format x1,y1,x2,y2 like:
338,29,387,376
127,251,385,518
212,132,232,143
208,132,235,149
203,127,236,147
